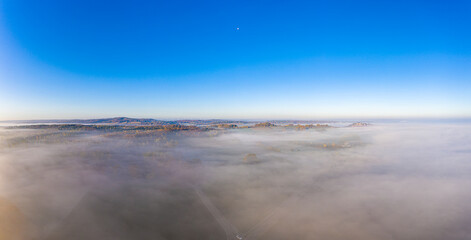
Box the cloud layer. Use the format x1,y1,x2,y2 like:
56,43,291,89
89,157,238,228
1,122,471,240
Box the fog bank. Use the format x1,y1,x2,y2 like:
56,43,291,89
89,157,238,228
1,122,471,240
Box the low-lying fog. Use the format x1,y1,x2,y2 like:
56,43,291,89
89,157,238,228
1,122,471,240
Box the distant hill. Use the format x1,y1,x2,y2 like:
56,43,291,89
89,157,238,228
3,117,250,126
2,117,364,128
75,117,169,125
4,117,170,125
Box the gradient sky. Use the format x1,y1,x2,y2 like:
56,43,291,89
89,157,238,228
0,0,470,120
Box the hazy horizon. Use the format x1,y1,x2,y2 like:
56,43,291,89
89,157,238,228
2,116,471,123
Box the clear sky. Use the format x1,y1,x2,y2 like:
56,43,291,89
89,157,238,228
0,0,470,120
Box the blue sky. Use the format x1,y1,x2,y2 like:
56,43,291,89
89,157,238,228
0,0,470,120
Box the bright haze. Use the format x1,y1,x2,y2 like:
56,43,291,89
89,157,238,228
1,0,470,120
